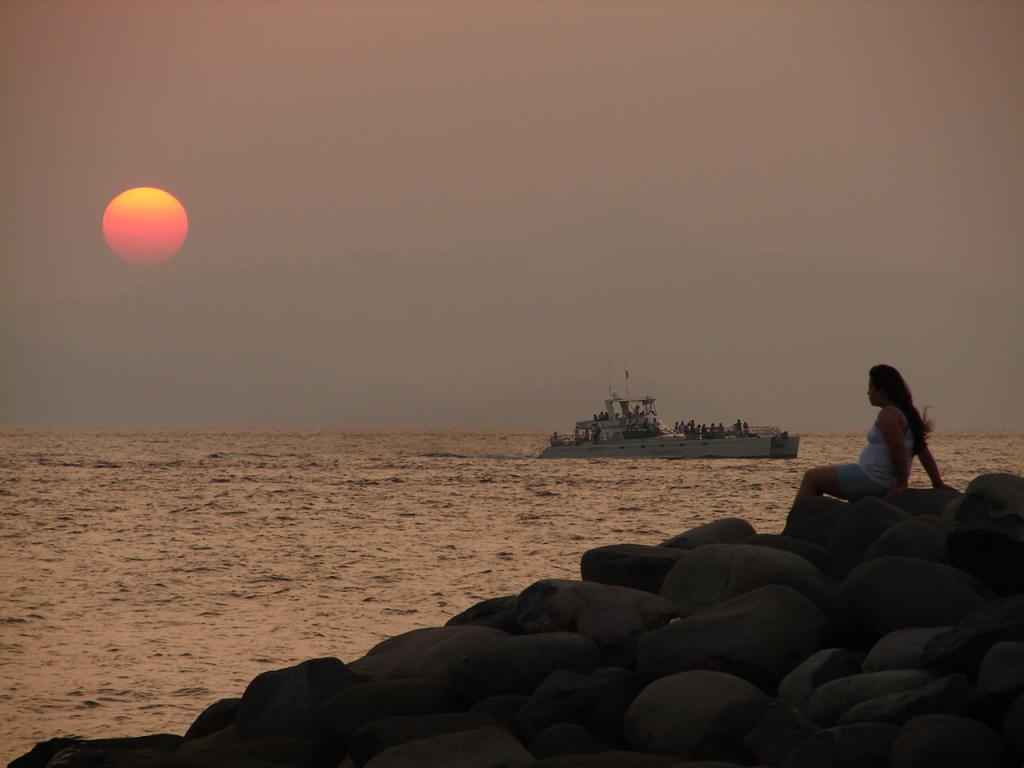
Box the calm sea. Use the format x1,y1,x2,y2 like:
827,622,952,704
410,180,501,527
1,427,1020,759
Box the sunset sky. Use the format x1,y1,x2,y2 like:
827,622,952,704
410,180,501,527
1,1,1021,427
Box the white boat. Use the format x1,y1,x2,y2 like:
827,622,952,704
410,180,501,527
539,394,799,459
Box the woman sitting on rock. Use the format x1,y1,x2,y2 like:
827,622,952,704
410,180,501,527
794,364,955,505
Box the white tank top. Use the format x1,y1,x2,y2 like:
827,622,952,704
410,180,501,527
857,408,915,487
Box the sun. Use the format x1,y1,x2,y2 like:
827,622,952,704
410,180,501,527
102,187,188,265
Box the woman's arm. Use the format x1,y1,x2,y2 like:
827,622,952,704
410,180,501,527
917,444,956,491
877,407,910,500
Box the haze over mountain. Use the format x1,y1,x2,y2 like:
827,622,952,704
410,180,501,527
3,213,1018,428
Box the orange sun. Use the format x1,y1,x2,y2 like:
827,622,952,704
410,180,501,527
102,187,188,265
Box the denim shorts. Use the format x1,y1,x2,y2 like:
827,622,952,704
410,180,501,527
835,463,890,501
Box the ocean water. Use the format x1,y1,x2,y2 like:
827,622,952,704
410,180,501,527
0,427,1020,759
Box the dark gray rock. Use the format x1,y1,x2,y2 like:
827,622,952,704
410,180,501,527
976,640,1024,718
836,557,994,646
782,497,850,548
450,631,601,703
889,713,1011,768
780,723,898,768
659,517,756,549
743,699,820,767
173,736,325,768
515,666,639,744
1003,692,1024,762
638,585,828,693
778,648,865,714
321,677,460,748
513,579,678,665
807,670,939,727
891,487,962,517
837,673,970,726
863,518,949,563
922,595,1024,678
183,697,240,740
827,497,911,578
659,543,834,618
349,625,508,681
347,713,509,767
863,627,950,672
362,726,533,768
532,751,680,767
528,722,607,759
580,544,687,594
469,694,529,735
235,657,362,743
947,473,1024,596
446,596,521,634
624,670,770,762
8,736,183,768
743,533,831,571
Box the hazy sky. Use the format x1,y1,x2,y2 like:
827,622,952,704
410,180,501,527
1,1,1022,427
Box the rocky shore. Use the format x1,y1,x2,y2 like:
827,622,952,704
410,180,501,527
11,472,1024,768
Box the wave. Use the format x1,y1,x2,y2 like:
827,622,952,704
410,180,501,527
418,450,535,461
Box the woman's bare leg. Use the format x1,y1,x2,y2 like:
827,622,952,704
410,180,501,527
793,466,845,505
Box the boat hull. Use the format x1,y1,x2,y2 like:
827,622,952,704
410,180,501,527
538,434,799,459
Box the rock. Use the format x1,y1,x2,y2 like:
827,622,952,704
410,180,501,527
183,697,240,740
235,657,362,743
743,533,831,571
782,497,850,548
835,557,994,646
837,673,970,726
532,752,680,767
1003,692,1024,762
515,666,639,744
826,497,911,578
450,631,601,703
347,713,509,767
659,543,835,618
948,473,1024,596
863,627,950,672
778,648,864,714
446,596,521,634
528,722,607,758
624,670,770,762
889,713,1011,768
513,579,678,664
976,640,1024,717
469,694,529,734
659,517,756,549
173,736,325,768
362,726,533,768
349,626,508,681
8,736,183,768
807,670,939,726
580,544,687,594
321,678,460,748
742,699,820,767
922,595,1024,678
637,585,828,693
863,518,949,563
890,487,962,517
780,723,898,768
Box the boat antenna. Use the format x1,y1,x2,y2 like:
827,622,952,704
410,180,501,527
606,358,612,398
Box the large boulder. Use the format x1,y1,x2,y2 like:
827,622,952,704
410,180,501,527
976,640,1024,719
922,595,1024,678
779,723,899,768
888,714,1011,768
782,497,850,548
469,694,529,733
637,585,828,693
835,557,994,646
659,543,835,618
863,627,950,672
890,487,962,517
947,473,1024,596
349,626,508,681
863,517,949,563
446,596,521,634
742,533,830,571
234,657,362,743
528,722,608,759
826,497,911,578
362,726,533,768
659,517,756,549
837,673,970,726
807,670,939,727
624,670,770,762
450,632,600,703
532,752,680,767
1003,692,1024,763
515,666,639,744
742,699,820,767
580,544,687,594
347,713,510,767
513,579,678,664
321,678,460,748
183,697,240,740
8,736,183,768
778,648,864,713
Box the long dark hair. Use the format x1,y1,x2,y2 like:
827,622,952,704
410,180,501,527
869,364,932,455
